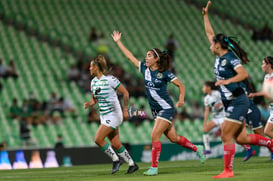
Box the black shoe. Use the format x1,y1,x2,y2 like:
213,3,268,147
127,164,139,174
112,160,121,174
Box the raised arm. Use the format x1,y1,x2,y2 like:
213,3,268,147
202,1,215,45
112,31,140,68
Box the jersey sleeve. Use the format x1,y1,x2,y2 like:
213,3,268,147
139,61,146,75
165,70,177,82
109,76,121,90
90,80,94,94
204,96,209,107
229,58,242,70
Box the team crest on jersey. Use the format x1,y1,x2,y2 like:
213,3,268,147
101,80,107,85
157,73,163,79
221,59,227,66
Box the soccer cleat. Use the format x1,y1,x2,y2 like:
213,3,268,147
196,145,205,164
127,164,139,174
243,148,256,162
112,160,121,174
213,170,234,179
143,167,158,176
204,150,212,155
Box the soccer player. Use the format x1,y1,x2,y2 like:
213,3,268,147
112,30,205,176
202,1,273,178
83,55,138,174
202,81,225,155
241,78,273,161
249,56,273,160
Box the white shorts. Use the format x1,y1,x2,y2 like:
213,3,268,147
267,112,273,124
100,107,123,129
212,117,225,125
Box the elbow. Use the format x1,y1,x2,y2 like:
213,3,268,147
244,71,248,80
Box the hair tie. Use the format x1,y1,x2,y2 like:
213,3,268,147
265,57,272,65
161,49,168,54
224,37,236,50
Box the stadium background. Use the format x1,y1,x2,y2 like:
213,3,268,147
0,0,272,164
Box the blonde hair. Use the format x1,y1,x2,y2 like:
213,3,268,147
91,55,108,74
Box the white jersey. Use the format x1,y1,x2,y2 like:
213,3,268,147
91,75,121,116
264,72,273,112
204,90,225,119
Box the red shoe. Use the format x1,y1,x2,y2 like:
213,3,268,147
213,170,234,179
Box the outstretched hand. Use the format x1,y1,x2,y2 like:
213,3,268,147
112,30,122,42
202,1,211,16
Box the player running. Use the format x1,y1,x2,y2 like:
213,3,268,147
249,56,273,160
112,30,205,176
202,81,225,155
83,55,138,174
203,1,273,178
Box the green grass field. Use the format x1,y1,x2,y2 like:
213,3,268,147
0,157,272,181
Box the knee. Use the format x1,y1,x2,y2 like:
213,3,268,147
221,133,232,143
168,135,178,143
94,137,103,146
264,129,271,137
151,132,161,142
203,127,209,133
235,137,243,144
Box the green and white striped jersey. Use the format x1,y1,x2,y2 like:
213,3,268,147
91,75,121,115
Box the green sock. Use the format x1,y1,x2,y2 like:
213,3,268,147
101,143,119,162
117,146,134,166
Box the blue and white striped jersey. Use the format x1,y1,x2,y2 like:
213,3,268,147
214,51,242,101
139,61,176,110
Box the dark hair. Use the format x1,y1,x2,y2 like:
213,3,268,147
213,33,250,65
204,81,218,90
242,78,256,93
264,56,273,69
150,48,171,72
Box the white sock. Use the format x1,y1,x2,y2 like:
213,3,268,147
117,146,134,166
203,133,211,151
101,143,119,162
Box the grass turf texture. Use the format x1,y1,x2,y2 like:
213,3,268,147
0,157,272,181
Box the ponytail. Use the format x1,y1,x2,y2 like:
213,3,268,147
213,34,250,65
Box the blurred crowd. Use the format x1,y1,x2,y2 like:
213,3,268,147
0,58,19,92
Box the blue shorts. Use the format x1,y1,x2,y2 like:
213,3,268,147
246,100,263,130
224,94,249,124
152,108,175,123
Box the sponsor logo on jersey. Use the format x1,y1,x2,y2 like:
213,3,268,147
147,81,155,87
95,87,101,95
154,79,162,83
